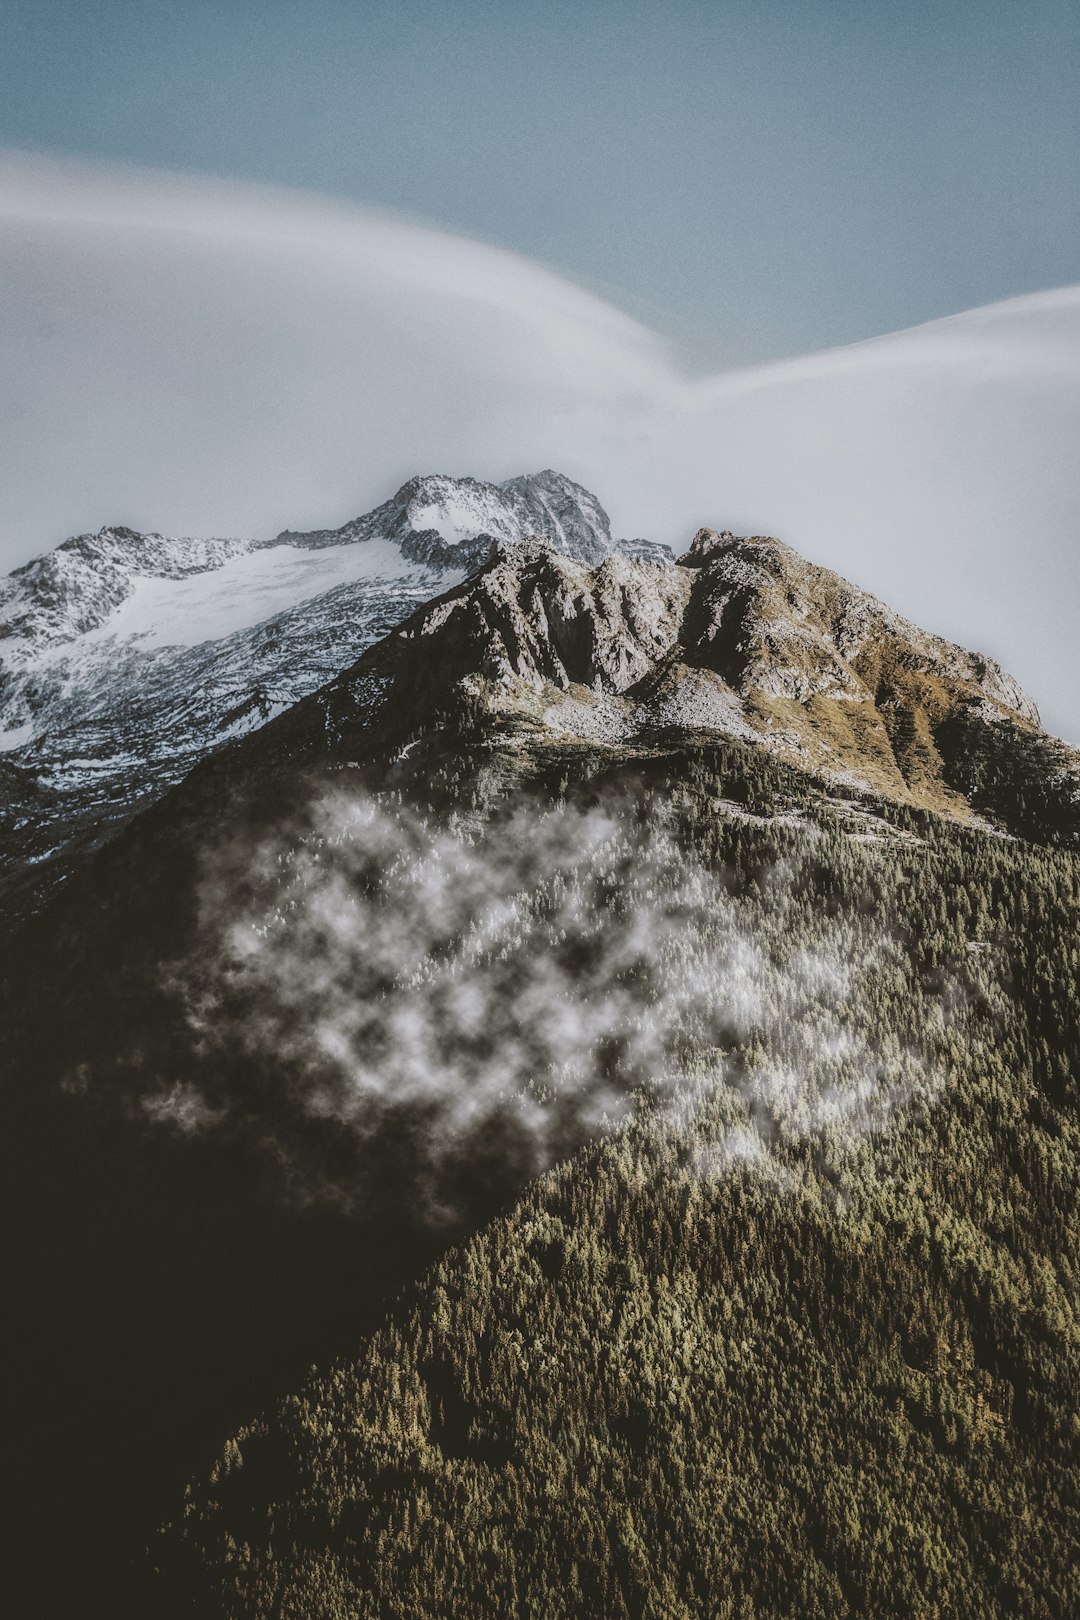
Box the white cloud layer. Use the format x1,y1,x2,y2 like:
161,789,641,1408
2,149,1078,739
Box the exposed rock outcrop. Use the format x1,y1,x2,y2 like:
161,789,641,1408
292,528,1076,838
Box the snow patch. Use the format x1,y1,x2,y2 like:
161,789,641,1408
0,722,34,752
76,539,427,653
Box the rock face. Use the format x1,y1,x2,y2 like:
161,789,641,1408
406,539,693,694
277,529,1076,839
677,529,1039,718
402,526,1038,715
0,471,627,921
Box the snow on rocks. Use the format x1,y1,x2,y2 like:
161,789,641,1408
0,472,622,910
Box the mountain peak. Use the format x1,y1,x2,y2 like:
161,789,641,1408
90,523,144,544
0,470,626,922
274,468,615,568
498,469,613,564
679,526,738,564
675,526,1041,726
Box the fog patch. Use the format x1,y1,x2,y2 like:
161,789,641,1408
161,789,964,1216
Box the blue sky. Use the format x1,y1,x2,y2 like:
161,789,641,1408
2,0,1078,368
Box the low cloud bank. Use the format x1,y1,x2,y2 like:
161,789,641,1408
2,150,1079,738
155,791,959,1219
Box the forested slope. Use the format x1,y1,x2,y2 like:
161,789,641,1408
152,746,1080,1619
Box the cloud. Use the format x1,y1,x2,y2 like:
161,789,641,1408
151,789,957,1221
2,148,1079,738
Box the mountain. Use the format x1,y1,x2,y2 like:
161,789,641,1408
2,520,1077,1618
10,457,1067,945
0,470,647,929
262,527,1080,844
161,779,1080,1620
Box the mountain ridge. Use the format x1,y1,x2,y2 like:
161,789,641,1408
1,467,1076,945
0,470,636,925
253,528,1076,843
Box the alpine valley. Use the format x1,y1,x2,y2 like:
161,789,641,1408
1,475,1077,1620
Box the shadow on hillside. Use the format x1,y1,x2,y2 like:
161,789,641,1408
5,1084,537,1620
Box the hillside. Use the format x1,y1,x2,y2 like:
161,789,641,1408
1,529,1077,1617
157,772,1080,1619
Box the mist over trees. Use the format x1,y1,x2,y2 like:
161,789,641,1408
143,743,1078,1618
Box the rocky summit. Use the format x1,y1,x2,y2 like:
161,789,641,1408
266,526,1079,842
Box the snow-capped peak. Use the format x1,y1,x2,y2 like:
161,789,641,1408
1,471,618,666
276,469,616,567
498,469,613,564
0,470,632,923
